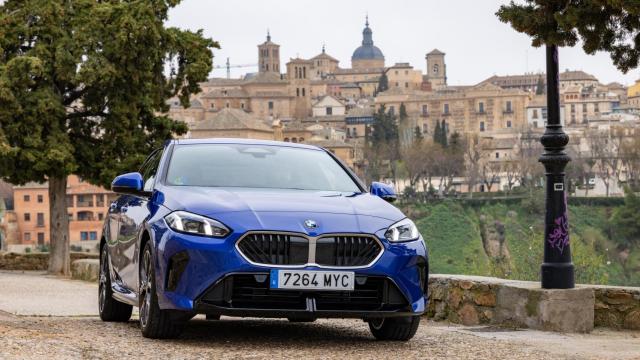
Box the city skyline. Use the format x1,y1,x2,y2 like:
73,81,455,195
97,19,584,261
166,0,639,86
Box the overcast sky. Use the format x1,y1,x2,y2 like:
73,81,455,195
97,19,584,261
166,0,640,86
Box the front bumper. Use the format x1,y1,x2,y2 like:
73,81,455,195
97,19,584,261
154,225,428,319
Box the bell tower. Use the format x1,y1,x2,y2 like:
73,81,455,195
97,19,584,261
425,49,447,89
258,30,280,73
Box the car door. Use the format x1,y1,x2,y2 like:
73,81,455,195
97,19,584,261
106,195,129,281
117,149,163,291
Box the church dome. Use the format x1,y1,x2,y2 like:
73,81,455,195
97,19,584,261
351,17,384,61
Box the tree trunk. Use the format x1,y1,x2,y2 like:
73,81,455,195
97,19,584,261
48,176,70,276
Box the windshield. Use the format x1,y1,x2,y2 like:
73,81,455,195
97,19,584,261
166,143,361,192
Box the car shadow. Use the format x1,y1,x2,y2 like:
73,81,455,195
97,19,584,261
122,317,380,345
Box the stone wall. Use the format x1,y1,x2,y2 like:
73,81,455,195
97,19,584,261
592,286,640,330
0,252,98,271
427,274,639,331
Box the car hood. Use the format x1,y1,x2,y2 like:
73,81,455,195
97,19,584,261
157,186,405,234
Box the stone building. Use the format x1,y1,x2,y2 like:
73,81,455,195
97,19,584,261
386,63,423,91
375,82,530,137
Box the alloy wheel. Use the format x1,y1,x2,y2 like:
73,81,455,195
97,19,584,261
99,247,108,314
139,249,152,329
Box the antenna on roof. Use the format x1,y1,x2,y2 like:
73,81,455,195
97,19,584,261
322,43,326,53
267,28,271,42
365,13,369,27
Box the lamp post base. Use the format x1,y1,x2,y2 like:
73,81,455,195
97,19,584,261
541,262,575,289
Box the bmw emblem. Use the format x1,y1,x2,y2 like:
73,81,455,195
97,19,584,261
304,219,318,229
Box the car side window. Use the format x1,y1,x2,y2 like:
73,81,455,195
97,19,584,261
139,150,163,192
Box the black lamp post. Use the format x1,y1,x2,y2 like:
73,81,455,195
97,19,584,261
539,45,575,289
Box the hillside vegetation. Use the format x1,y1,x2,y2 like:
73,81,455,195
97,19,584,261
405,197,640,287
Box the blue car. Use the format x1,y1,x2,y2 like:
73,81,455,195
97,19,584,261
99,138,429,340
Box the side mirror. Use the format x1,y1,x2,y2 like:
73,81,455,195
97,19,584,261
111,172,144,195
370,182,397,203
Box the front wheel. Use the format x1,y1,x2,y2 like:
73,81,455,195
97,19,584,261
98,244,132,322
139,242,187,339
368,316,421,341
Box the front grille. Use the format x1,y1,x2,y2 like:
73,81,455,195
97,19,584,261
236,232,383,268
237,233,308,265
315,236,382,267
199,273,407,312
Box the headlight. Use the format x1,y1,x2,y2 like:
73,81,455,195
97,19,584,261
164,211,230,238
384,218,419,242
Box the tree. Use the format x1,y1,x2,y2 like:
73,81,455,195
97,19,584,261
377,72,389,93
463,134,482,197
535,75,545,95
611,187,640,247
440,119,448,147
0,1,217,275
433,120,442,144
497,1,640,73
414,126,424,143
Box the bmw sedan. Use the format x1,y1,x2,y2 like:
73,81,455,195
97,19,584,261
99,138,429,340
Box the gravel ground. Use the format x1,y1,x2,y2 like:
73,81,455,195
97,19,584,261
0,271,637,360
0,315,582,360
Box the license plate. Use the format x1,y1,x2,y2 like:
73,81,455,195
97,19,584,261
270,269,355,291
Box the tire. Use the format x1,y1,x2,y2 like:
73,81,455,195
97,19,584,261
99,244,133,322
368,316,421,341
139,242,186,339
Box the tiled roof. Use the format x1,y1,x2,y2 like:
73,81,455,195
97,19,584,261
193,108,272,132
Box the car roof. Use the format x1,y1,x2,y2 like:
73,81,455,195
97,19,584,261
171,138,322,151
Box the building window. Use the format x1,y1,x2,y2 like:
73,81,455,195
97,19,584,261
533,109,538,119
506,100,512,112
211,103,215,109
395,82,399,87
77,211,94,221
571,104,575,113
76,194,93,207
422,105,428,116
595,103,599,113
225,102,229,108
582,103,587,113
443,103,449,114
326,106,333,115
433,64,439,74
98,213,104,221
495,152,500,159
24,195,30,202
37,232,44,245
353,127,358,137
90,231,97,241
480,121,485,132
37,194,43,203
24,232,31,242
81,232,88,241
478,102,485,113
241,103,245,109
423,123,428,133
533,121,538,128
284,137,289,142
296,88,300,97
302,88,305,97
268,101,274,110
96,194,105,207
303,67,306,79
507,120,512,128
24,213,31,222
36,213,44,227
405,82,408,88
